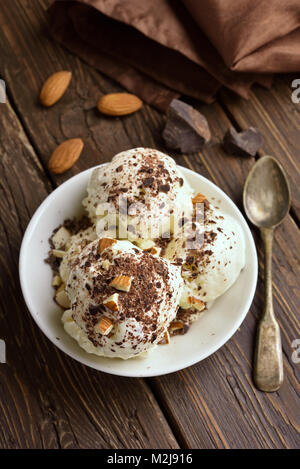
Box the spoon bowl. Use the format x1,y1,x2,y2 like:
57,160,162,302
243,156,290,229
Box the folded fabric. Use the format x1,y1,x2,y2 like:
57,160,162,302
48,0,300,111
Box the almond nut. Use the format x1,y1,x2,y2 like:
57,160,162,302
98,316,114,335
57,282,66,293
98,237,117,254
52,226,71,249
110,275,132,292
52,275,62,287
159,331,170,345
137,239,155,250
188,296,205,311
55,289,71,309
97,93,142,116
40,71,72,107
103,293,119,312
144,246,161,256
192,193,207,205
48,138,84,174
52,249,66,258
169,321,184,332
102,259,110,271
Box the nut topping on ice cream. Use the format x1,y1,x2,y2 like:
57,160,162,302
63,239,182,359
163,199,245,315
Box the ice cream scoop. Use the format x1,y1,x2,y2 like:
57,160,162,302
63,238,182,359
83,148,193,242
163,198,246,310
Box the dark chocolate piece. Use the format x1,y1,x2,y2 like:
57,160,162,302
162,99,211,153
143,177,154,187
159,183,170,193
222,127,263,157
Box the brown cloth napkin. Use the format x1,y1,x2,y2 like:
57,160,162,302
48,0,300,111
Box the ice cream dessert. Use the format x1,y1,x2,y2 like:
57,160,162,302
62,238,182,359
47,147,246,360
163,194,245,322
82,148,193,243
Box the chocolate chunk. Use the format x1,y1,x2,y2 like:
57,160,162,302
222,127,263,157
159,184,170,193
116,165,123,172
88,305,102,315
162,99,211,153
143,177,154,187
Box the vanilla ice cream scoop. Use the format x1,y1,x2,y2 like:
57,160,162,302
63,238,182,359
83,148,193,242
164,199,246,307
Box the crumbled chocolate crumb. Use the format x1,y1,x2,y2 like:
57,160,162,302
143,177,154,187
159,184,170,193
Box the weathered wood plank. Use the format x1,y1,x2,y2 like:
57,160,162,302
0,97,179,449
220,76,300,220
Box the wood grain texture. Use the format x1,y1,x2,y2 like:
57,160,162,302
0,0,299,450
0,97,178,449
220,77,300,221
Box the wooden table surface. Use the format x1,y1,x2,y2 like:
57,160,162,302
0,0,299,450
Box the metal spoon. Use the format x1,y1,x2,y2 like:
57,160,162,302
243,156,290,392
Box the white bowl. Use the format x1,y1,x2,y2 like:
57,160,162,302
19,165,257,377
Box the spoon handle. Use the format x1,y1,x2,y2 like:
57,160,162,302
254,228,283,392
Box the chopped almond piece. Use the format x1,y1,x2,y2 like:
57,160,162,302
52,226,71,250
188,296,205,311
144,246,161,256
137,239,155,250
103,293,119,312
159,331,170,345
102,259,110,271
57,282,66,293
52,249,66,258
192,193,207,205
98,237,117,254
98,316,114,335
169,320,184,332
52,275,62,287
110,275,132,292
55,289,71,309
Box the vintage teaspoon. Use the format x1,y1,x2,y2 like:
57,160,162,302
243,156,290,392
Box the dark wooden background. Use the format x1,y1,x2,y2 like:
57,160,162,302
0,0,299,449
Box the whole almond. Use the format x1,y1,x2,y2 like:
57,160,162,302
40,71,72,107
48,138,84,174
97,93,142,116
